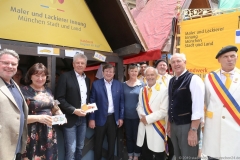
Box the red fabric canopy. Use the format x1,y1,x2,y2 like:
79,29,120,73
125,0,186,64
123,49,161,64
84,62,115,71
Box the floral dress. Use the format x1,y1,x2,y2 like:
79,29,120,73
21,85,57,160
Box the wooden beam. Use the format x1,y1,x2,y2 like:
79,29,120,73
0,39,119,62
116,57,124,82
114,43,141,57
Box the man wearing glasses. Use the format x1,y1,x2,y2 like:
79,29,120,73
0,49,28,160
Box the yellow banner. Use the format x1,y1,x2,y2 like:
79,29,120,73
180,11,240,79
0,0,112,52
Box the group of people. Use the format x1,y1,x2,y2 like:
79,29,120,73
0,49,63,160
0,49,123,160
0,44,239,160
129,45,239,160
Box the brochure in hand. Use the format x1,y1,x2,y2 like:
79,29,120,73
52,114,67,125
81,103,98,113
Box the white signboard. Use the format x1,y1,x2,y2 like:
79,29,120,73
93,51,106,62
65,50,84,57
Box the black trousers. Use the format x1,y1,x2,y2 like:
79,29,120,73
141,135,165,160
167,136,174,160
15,153,21,160
94,114,117,160
208,156,219,160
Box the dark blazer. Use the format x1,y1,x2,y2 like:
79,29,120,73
55,70,90,128
89,78,124,126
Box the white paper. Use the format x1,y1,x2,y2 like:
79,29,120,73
93,51,106,62
81,103,98,113
65,50,84,57
52,114,67,125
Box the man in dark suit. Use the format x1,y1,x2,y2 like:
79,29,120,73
89,63,124,160
56,53,90,160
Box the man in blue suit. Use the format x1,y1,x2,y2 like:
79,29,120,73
89,63,124,160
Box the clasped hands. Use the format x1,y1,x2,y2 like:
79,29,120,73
140,114,148,125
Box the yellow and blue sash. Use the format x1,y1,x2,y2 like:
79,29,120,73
208,72,240,125
142,86,166,140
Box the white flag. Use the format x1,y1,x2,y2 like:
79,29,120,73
95,64,104,79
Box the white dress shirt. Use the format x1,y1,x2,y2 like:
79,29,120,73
75,71,87,106
157,73,172,87
220,69,235,84
104,79,114,113
176,69,205,120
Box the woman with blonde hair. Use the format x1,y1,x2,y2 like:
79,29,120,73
123,64,144,160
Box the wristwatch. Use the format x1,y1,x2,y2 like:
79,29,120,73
190,127,197,132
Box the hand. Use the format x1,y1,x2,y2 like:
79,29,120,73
188,130,198,147
38,115,52,126
118,119,123,128
26,99,30,105
54,109,63,115
74,109,86,117
166,121,171,137
89,120,95,129
140,115,147,125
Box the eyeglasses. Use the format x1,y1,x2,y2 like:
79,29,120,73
0,61,18,67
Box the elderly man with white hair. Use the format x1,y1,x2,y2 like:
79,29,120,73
136,66,168,160
167,53,205,160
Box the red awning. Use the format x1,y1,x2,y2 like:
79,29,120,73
84,62,115,71
85,50,160,71
123,49,161,64
84,65,100,71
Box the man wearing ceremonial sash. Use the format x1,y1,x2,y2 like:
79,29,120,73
203,45,240,159
136,67,168,160
167,53,204,160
